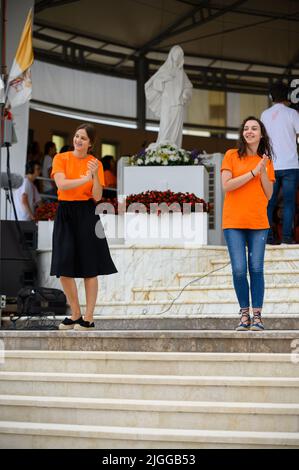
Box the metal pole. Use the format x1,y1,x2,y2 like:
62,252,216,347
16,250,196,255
136,54,148,131
0,0,7,182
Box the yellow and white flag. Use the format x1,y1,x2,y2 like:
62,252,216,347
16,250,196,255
7,9,34,108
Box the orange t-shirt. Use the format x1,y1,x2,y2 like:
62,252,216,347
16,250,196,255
104,170,117,188
221,149,275,229
51,151,105,201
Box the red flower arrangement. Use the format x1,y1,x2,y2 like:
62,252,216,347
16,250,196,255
97,196,119,214
35,202,59,221
125,190,210,214
35,192,211,219
35,198,119,220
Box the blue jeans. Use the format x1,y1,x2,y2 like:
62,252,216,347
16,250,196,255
267,169,298,240
223,229,268,309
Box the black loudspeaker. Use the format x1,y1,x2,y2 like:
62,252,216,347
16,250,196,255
0,220,37,260
0,221,38,297
0,259,37,297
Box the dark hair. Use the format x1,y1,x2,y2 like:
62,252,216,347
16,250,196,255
44,141,56,155
60,144,72,153
27,141,40,158
26,160,41,174
269,81,289,102
75,123,96,151
237,116,273,159
102,155,114,171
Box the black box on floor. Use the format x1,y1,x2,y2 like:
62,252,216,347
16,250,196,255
17,287,67,317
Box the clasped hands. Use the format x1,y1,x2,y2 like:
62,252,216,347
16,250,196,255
80,158,99,182
253,154,269,176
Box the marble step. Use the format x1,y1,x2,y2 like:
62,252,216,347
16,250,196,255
2,351,299,377
132,283,299,302
4,299,299,316
92,299,299,315
2,314,299,331
1,420,298,449
261,246,299,257
0,371,299,403
210,258,299,271
214,247,299,260
1,330,298,353
177,270,299,287
0,395,298,433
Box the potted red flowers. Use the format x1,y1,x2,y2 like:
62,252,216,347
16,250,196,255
35,202,58,221
121,190,209,246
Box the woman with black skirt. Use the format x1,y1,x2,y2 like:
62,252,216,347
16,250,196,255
50,123,117,330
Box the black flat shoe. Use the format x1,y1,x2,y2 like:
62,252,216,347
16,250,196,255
58,316,83,330
74,319,95,330
281,238,297,245
266,238,281,245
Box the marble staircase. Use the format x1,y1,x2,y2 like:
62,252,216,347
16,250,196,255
82,245,299,316
0,351,299,448
26,245,299,318
1,245,299,448
2,245,299,353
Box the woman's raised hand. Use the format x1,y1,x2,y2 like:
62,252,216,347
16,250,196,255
254,155,268,175
87,158,99,176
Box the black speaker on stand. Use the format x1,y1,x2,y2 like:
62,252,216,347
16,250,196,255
0,220,38,298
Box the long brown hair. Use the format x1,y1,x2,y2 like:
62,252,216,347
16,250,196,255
237,116,273,159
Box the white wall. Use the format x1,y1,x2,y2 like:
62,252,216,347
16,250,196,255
31,61,137,119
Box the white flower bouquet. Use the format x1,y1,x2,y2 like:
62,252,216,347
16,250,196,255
129,143,203,166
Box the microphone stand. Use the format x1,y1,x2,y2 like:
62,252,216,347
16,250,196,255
0,0,8,321
4,185,10,219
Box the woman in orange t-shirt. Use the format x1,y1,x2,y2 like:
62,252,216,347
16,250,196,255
50,123,117,330
221,116,275,331
102,155,117,188
102,155,117,198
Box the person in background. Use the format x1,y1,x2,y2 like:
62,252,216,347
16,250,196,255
102,155,117,188
14,160,42,221
60,144,72,153
221,116,275,331
42,141,57,197
102,155,117,198
50,123,117,331
261,82,299,245
27,141,42,163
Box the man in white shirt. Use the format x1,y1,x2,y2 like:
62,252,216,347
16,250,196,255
261,82,299,244
42,141,57,197
14,160,42,221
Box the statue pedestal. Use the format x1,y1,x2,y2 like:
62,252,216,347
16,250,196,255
124,212,207,246
123,165,209,200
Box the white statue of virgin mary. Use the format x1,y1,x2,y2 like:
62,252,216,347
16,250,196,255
145,45,193,149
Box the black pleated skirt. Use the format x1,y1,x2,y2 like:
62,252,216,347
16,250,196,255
50,199,118,278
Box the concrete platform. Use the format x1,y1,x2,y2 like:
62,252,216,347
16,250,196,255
2,314,299,331
1,329,298,353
